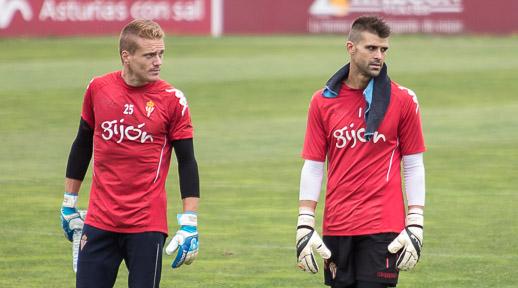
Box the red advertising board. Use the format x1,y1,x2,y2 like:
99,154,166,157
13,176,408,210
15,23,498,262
0,0,212,37
224,0,518,35
1,0,517,37
223,0,313,34
306,0,518,34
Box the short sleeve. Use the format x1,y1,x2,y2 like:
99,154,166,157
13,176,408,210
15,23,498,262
81,79,95,128
168,89,194,141
302,92,327,161
397,86,426,155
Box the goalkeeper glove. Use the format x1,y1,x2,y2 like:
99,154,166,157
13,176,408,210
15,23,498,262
388,208,424,271
165,212,199,268
296,208,331,273
61,193,85,242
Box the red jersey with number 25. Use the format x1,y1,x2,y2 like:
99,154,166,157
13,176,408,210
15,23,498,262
302,82,425,236
81,71,193,235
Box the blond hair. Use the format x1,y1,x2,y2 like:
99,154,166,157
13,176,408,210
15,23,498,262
119,19,164,55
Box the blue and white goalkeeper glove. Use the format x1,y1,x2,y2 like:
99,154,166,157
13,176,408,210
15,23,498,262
296,208,331,273
165,212,199,268
388,208,424,271
61,193,85,242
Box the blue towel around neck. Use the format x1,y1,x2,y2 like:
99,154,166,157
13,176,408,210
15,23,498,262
363,78,374,116
321,63,391,141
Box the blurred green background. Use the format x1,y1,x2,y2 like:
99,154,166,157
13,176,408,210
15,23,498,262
0,35,517,287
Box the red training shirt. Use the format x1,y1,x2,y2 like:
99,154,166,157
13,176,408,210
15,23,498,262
302,82,425,236
81,71,193,234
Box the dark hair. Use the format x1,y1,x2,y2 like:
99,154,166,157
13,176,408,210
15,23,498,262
348,16,391,42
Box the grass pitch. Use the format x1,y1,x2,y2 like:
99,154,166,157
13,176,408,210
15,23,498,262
0,35,517,287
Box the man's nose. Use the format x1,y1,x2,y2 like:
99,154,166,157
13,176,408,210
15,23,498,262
374,48,384,60
153,55,162,66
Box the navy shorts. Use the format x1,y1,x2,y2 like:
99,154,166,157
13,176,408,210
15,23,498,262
76,224,166,288
323,233,400,288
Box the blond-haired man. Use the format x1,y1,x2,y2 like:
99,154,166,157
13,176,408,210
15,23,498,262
61,19,200,287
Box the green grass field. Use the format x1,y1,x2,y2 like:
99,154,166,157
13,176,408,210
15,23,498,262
0,34,517,287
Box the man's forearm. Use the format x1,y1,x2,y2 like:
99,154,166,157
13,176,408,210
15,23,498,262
65,178,82,195
66,118,94,181
402,153,425,206
299,200,317,213
408,205,424,214
182,197,199,213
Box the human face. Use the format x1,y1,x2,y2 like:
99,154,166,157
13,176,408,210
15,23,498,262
122,37,165,86
347,31,389,78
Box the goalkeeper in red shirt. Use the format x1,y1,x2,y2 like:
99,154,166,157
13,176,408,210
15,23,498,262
61,19,200,288
296,16,426,288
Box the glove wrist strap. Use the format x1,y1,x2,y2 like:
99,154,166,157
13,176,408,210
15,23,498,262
297,208,315,228
63,192,78,208
406,211,424,227
177,213,197,226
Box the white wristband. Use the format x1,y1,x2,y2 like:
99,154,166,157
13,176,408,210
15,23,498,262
177,213,197,226
297,207,315,228
406,207,424,227
63,193,78,208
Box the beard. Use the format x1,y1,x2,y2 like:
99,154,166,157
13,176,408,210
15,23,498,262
359,61,382,78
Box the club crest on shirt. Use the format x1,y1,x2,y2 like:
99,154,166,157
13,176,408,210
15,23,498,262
145,100,155,117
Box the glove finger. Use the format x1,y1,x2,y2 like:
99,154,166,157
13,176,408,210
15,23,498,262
296,260,306,271
296,251,309,272
315,242,331,260
403,257,417,271
165,236,180,255
171,249,187,268
79,210,87,220
400,251,417,271
69,218,84,230
296,230,313,259
185,254,196,265
310,232,331,260
388,236,404,253
184,236,198,264
184,250,197,265
299,254,318,273
185,243,199,265
397,249,412,270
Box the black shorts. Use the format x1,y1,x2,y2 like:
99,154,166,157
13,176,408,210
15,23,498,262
76,224,166,288
323,233,400,288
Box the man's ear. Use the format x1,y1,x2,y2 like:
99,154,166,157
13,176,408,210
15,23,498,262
346,41,355,55
121,50,130,64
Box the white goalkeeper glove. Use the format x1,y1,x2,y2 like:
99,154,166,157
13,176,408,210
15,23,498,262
165,212,199,268
388,208,424,271
296,208,331,273
61,193,85,242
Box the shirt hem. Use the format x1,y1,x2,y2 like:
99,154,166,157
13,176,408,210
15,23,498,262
401,148,426,156
172,135,194,141
86,221,168,236
301,153,326,162
323,228,402,236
